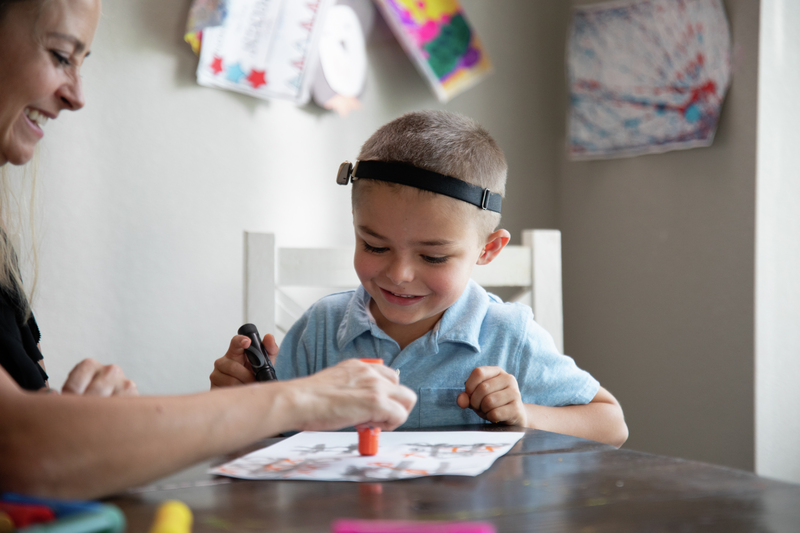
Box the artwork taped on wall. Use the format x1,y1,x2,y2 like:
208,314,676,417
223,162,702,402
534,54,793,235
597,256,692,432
196,0,334,104
210,431,524,481
373,0,492,103
184,0,228,54
567,0,731,160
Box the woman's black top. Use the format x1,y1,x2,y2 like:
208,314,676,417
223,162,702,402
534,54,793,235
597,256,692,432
0,287,47,389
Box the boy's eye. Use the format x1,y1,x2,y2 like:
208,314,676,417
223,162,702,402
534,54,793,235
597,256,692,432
422,255,448,265
50,51,71,66
363,242,388,254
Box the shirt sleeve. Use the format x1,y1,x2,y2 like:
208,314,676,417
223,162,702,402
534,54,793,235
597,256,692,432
275,309,314,381
516,316,599,407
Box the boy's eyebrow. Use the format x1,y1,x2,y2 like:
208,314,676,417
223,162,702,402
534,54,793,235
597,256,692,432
47,32,86,54
358,226,385,240
357,226,454,247
413,239,455,247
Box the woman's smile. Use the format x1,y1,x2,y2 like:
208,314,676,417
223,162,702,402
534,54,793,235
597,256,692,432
23,108,49,138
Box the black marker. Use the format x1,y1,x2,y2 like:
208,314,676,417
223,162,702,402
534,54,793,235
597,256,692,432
238,323,277,381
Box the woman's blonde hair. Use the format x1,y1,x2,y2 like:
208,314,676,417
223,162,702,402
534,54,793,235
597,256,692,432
0,0,44,319
0,156,39,320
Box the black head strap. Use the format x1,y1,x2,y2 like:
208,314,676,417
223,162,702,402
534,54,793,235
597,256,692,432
336,160,502,214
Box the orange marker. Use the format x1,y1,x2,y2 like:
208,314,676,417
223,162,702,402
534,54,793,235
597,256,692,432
358,358,385,456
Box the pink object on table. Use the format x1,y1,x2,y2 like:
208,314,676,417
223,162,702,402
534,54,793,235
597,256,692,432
332,518,496,533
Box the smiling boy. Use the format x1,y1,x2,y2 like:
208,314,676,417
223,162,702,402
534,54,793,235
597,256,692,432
213,111,627,446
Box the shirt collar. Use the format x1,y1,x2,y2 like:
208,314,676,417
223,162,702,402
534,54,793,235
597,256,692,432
336,286,376,349
435,279,487,352
336,280,489,353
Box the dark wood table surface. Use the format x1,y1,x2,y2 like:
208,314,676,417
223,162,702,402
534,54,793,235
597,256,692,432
111,425,800,532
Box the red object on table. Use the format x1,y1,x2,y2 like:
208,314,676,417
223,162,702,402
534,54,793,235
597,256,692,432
358,358,385,456
0,502,56,528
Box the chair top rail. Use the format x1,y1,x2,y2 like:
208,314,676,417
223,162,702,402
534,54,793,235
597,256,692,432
277,245,534,288
470,245,532,287
277,247,360,287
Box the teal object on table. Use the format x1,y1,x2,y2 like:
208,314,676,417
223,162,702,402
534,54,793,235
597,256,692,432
17,504,125,533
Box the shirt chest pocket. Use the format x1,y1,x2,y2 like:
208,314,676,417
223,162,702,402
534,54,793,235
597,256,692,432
419,388,487,427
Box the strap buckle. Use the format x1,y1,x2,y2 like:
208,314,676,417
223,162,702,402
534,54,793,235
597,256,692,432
480,188,490,210
336,161,352,185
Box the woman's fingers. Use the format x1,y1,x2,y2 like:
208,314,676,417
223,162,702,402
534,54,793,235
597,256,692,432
293,360,416,432
62,359,139,397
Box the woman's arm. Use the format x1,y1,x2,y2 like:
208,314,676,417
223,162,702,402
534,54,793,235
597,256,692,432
0,359,416,499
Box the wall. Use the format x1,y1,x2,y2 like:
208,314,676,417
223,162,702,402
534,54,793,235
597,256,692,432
559,0,760,470
755,0,800,484
33,1,565,394
27,0,789,477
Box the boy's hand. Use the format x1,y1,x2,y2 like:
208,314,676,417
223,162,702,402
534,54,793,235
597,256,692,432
457,366,527,426
209,334,278,388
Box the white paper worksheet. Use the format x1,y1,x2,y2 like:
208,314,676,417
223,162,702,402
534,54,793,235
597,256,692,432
209,431,524,482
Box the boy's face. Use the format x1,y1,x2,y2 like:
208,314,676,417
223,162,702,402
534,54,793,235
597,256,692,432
353,183,490,342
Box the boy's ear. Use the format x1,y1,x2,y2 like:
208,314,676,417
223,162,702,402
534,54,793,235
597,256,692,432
476,229,511,265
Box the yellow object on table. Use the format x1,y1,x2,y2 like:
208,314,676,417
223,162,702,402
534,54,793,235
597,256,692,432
149,500,193,533
0,511,13,533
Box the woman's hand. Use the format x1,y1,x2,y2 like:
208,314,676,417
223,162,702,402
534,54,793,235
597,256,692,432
61,359,138,397
287,359,417,432
210,334,278,388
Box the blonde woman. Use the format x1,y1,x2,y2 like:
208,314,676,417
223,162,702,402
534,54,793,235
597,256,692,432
0,0,415,498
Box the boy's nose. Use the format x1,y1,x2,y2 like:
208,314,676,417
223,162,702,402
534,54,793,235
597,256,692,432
385,258,414,285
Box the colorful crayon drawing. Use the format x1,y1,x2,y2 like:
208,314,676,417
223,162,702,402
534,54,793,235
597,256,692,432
373,0,492,102
567,0,731,159
209,431,524,481
196,0,334,104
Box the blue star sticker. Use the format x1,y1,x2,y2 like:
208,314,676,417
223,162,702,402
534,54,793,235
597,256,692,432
226,63,246,83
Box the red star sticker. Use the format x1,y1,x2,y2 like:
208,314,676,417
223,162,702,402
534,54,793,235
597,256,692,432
210,56,224,75
247,69,267,89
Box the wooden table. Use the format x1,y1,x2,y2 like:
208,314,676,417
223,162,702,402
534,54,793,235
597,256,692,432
111,425,800,532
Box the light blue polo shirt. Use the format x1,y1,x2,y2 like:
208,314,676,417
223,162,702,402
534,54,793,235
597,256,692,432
276,279,600,429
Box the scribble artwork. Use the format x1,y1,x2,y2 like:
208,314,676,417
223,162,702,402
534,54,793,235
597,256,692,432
567,0,731,159
196,0,334,104
373,0,492,102
210,431,524,481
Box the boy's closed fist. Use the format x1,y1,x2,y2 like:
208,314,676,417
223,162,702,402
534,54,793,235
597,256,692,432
210,333,278,388
457,366,527,427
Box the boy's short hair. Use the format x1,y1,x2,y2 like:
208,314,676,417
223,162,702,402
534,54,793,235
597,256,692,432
355,110,507,237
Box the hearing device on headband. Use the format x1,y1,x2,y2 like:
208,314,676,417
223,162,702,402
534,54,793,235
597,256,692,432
336,160,502,214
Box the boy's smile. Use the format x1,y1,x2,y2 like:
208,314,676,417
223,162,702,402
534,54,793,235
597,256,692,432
353,182,508,349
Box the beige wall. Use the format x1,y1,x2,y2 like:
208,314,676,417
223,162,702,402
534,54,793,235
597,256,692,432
559,0,759,470
34,1,562,394
31,0,786,476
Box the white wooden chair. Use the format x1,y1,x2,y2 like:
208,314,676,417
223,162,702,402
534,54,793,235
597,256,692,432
243,229,563,352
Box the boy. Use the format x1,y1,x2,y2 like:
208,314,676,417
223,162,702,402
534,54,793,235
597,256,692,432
212,111,627,447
